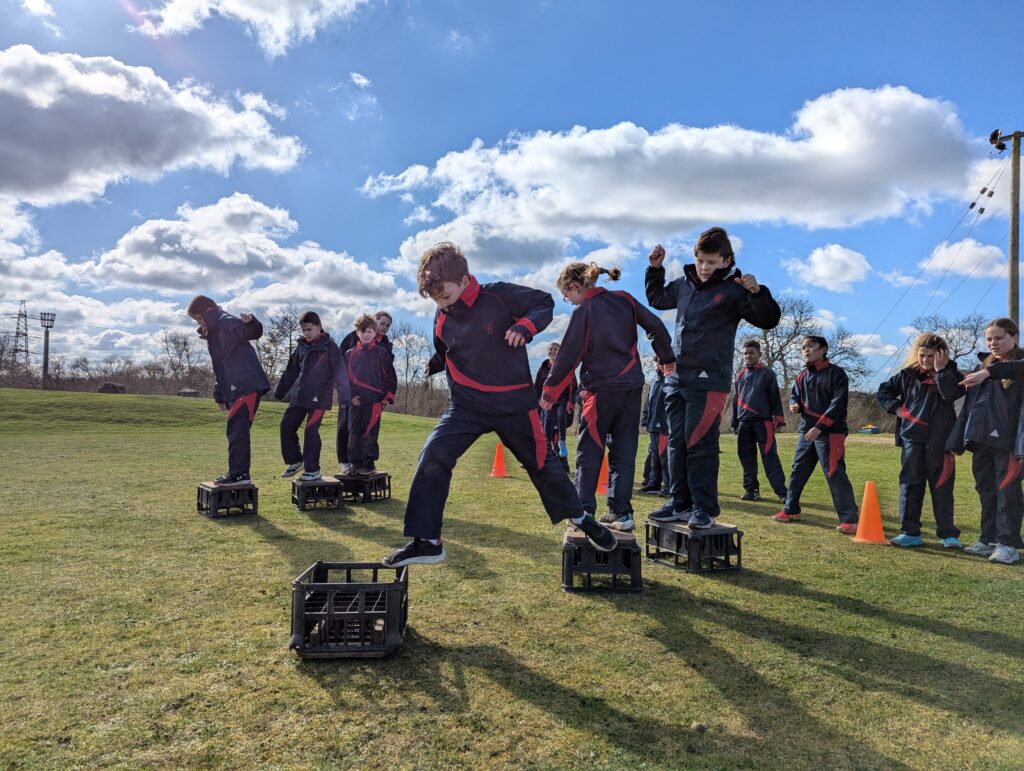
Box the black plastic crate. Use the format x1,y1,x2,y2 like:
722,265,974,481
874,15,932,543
291,477,343,511
336,472,391,503
645,521,742,573
290,562,408,659
196,481,258,517
562,528,642,592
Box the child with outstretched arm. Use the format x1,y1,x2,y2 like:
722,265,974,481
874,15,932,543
877,333,964,548
382,243,616,567
774,336,859,532
541,261,675,533
344,314,397,475
274,311,350,482
187,295,270,486
645,226,781,529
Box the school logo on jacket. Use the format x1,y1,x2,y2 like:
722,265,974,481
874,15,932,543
713,293,725,304
484,321,494,335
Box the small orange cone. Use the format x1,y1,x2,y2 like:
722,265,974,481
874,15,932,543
596,452,609,495
489,442,507,478
852,480,887,544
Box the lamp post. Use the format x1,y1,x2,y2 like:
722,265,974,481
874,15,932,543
39,312,55,389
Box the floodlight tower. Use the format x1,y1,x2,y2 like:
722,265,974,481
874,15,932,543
39,311,55,389
990,129,1022,325
13,301,29,373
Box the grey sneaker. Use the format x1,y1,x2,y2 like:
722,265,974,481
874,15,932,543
609,514,635,532
299,469,322,481
599,513,617,524
989,544,1020,565
281,462,302,478
688,510,717,529
964,541,995,557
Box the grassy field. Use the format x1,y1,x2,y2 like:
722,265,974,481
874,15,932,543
1,388,1022,769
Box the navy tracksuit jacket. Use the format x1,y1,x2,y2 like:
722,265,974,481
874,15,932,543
535,359,577,464
646,262,781,517
404,277,584,540
946,355,1024,549
642,372,670,490
783,359,858,523
336,332,392,464
731,363,788,499
542,286,675,518
345,341,398,468
877,362,964,538
275,333,350,472
199,308,271,477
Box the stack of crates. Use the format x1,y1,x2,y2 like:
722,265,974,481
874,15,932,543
196,481,258,518
561,528,642,592
645,520,742,573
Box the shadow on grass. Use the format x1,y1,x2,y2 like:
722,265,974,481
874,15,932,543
610,579,1024,738
212,514,355,573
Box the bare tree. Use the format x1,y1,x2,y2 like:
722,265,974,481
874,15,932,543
826,326,869,389
911,312,986,367
160,329,203,382
255,305,300,382
389,320,433,412
737,296,821,391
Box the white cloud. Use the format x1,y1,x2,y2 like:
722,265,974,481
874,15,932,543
849,333,899,356
878,269,918,287
237,91,287,119
349,72,371,89
403,205,434,226
447,30,474,52
920,238,1005,279
784,244,872,293
20,0,61,35
364,86,980,274
0,45,303,207
815,308,845,330
899,325,917,337
138,0,372,58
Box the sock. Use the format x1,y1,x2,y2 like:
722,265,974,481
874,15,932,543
571,514,587,525
427,538,441,546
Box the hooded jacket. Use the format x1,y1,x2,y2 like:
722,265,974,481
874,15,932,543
427,276,553,416
646,263,781,391
339,330,393,358
946,354,1024,454
542,287,675,402
345,340,398,404
791,358,849,435
274,332,350,410
877,361,964,449
731,362,785,429
200,308,270,404
643,373,669,433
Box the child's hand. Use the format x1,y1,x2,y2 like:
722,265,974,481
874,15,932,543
804,427,822,441
351,396,362,406
933,349,950,371
962,369,991,388
648,244,666,268
735,274,760,293
539,395,553,412
196,324,207,336
505,329,526,348
660,361,676,376
789,403,801,414
217,402,228,411
241,313,254,323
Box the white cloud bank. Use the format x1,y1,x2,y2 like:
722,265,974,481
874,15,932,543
784,244,872,293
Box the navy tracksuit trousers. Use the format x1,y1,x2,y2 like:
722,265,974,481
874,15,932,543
281,404,325,472
576,387,643,517
403,405,583,539
898,442,959,538
643,432,670,489
783,432,858,523
971,446,1024,549
226,392,261,476
736,420,788,498
348,401,383,467
335,405,350,464
665,384,728,517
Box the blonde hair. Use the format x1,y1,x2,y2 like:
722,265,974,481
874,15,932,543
556,262,622,293
902,332,948,369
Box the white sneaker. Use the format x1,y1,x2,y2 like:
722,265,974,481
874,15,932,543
964,541,995,557
609,514,635,532
989,544,1020,565
281,462,302,478
340,462,354,475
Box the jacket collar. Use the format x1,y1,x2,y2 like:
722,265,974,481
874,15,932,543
460,275,481,308
684,263,738,289
806,357,830,371
583,286,605,300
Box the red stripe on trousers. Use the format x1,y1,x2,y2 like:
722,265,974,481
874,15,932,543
582,392,603,448
227,392,258,422
764,420,775,453
365,402,383,436
658,433,668,455
306,408,325,428
999,456,1022,490
529,409,547,470
687,391,727,449
828,433,846,477
935,452,955,488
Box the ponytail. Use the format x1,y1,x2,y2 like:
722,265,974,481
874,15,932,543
557,262,621,293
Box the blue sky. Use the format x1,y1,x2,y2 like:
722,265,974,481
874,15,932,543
2,0,1023,380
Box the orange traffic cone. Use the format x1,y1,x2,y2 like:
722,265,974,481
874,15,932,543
489,442,507,478
596,452,609,495
852,480,887,544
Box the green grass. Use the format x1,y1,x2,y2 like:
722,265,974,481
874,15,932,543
1,387,1022,769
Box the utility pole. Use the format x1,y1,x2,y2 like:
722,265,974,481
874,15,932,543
39,312,55,388
991,129,1022,326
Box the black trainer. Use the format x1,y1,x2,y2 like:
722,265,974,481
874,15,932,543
740,491,762,501
688,510,717,529
214,472,251,486
647,501,691,523
382,539,446,567
575,514,616,552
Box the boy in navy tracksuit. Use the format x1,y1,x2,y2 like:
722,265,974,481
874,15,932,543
639,362,670,494
337,311,393,474
344,314,398,474
954,317,1024,565
274,311,350,482
541,262,675,532
876,333,964,548
645,227,781,529
383,242,616,567
534,342,577,473
187,295,271,485
731,339,788,502
774,336,859,532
